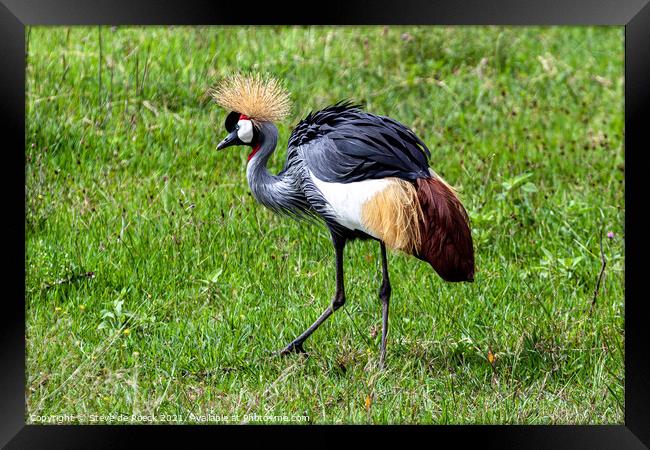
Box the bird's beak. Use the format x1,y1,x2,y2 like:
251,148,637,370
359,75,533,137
216,130,241,151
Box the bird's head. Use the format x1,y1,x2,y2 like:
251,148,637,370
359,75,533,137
216,111,257,151
210,73,291,158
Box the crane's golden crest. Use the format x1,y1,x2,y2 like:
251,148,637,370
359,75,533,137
210,73,291,123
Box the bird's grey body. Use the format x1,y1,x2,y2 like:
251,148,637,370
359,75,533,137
246,103,435,235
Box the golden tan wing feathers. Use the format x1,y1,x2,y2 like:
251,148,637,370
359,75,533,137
360,178,423,254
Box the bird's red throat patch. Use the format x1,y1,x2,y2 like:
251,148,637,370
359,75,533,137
248,143,261,161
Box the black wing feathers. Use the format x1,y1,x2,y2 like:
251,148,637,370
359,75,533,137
288,101,431,183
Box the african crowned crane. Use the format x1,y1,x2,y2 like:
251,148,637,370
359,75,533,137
212,74,474,367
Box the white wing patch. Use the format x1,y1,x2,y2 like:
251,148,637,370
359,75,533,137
309,171,391,238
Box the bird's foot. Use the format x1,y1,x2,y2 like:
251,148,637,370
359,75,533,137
278,341,307,356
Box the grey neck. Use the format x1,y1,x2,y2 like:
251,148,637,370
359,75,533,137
246,122,287,212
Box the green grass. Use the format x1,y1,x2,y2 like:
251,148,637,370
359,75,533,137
25,26,624,424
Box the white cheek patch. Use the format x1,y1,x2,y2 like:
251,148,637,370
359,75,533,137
237,120,254,144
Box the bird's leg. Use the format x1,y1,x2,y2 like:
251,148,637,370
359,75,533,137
279,233,346,355
379,241,392,368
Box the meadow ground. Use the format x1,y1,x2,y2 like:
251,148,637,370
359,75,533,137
25,26,624,424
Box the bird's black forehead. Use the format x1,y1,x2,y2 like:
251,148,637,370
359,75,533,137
224,111,240,132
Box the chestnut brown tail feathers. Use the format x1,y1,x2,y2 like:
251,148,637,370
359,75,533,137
414,177,475,282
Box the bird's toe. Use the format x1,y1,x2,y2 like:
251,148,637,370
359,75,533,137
278,341,307,356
